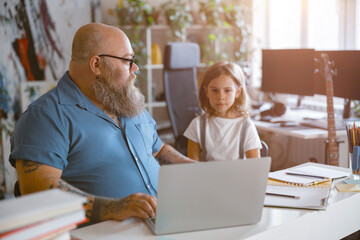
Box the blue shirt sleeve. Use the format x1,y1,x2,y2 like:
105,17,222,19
10,106,69,170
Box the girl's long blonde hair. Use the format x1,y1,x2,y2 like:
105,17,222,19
199,61,250,117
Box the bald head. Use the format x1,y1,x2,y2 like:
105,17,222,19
71,23,128,62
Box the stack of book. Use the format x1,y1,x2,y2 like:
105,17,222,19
0,189,87,240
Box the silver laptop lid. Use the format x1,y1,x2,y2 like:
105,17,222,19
153,157,271,234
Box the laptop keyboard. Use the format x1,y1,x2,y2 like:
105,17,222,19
149,217,156,224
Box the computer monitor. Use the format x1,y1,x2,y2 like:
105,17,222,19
314,50,360,101
261,49,316,97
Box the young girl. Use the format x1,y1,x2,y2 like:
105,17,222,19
184,61,261,161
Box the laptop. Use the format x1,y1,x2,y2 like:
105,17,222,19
145,157,271,235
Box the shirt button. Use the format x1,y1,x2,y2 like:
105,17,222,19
147,185,150,189
135,157,138,161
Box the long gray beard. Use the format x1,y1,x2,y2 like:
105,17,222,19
93,77,145,118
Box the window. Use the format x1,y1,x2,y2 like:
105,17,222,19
268,0,302,49
307,0,339,50
252,0,359,96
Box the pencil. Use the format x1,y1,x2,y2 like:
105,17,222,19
352,125,356,146
285,172,328,179
346,124,353,153
266,192,300,199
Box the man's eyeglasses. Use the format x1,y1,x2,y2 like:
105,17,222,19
98,54,135,70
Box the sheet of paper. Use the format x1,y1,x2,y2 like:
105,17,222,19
268,169,326,185
291,165,350,179
264,184,330,210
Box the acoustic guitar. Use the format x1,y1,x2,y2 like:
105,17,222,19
320,53,339,166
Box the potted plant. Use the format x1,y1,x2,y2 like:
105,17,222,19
116,0,154,26
198,0,253,73
116,0,155,87
161,0,193,41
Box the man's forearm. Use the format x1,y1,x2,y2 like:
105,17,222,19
157,144,196,165
17,160,156,224
50,179,115,224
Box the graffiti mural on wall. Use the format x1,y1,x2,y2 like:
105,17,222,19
11,0,65,81
0,0,94,123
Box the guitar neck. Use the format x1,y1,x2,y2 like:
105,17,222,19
324,57,339,166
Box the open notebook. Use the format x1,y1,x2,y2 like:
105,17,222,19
268,165,350,185
264,180,331,210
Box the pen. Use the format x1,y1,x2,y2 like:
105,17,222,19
285,172,328,179
266,192,300,199
346,124,353,153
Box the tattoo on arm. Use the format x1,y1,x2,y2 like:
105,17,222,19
157,153,173,165
50,180,89,197
50,180,97,222
21,161,42,173
101,199,128,216
157,145,190,165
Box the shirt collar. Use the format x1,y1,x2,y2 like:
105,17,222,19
57,71,101,113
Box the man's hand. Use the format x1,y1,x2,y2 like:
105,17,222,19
99,193,157,221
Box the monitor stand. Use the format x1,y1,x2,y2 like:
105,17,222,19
296,95,304,109
290,95,304,110
343,98,351,119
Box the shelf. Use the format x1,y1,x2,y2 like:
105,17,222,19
156,120,172,133
124,25,210,118
120,24,233,31
148,101,166,108
145,64,163,70
144,64,207,70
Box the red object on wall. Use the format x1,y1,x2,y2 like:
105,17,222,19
17,36,35,81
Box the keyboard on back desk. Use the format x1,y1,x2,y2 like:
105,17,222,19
299,119,346,130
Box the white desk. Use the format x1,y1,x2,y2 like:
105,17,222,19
253,108,348,139
253,109,350,169
71,163,360,240
253,120,347,140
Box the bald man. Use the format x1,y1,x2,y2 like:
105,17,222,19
10,23,195,224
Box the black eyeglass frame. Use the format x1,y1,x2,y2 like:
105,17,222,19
98,54,135,70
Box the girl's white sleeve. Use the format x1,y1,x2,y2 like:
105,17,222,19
244,120,262,152
183,116,201,144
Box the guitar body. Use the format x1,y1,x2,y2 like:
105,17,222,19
320,53,339,166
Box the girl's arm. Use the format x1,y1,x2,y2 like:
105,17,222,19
187,139,201,161
246,149,261,159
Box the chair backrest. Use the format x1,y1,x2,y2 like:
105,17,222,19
164,42,202,154
260,140,269,157
14,180,21,197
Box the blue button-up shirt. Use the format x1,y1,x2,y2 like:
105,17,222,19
10,72,162,198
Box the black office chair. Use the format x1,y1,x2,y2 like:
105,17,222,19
14,180,21,197
163,42,203,155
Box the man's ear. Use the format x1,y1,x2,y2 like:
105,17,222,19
89,55,101,76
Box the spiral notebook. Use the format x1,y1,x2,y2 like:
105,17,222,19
264,180,332,210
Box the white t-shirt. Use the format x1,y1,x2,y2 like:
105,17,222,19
184,115,261,161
